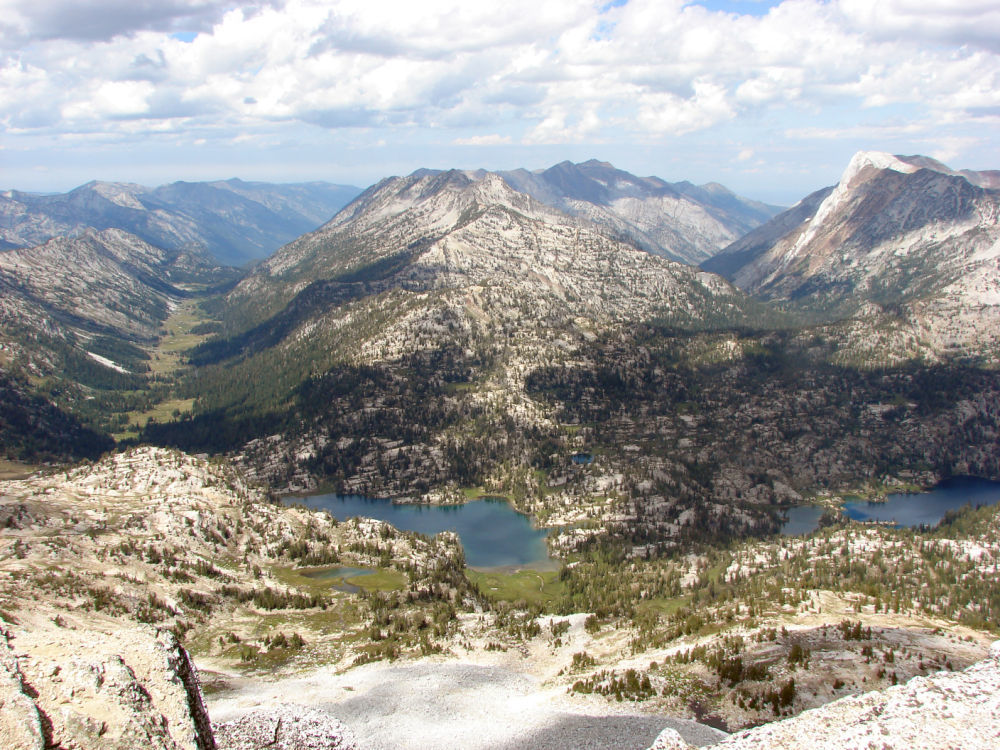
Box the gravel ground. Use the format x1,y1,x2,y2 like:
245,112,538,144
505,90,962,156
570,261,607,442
207,661,727,750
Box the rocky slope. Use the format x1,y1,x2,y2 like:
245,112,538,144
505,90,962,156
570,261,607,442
0,617,214,750
0,179,360,267
172,169,760,494
648,641,1000,750
0,446,468,643
0,446,474,746
2,447,998,749
703,151,1000,360
0,228,222,345
224,168,751,329
497,159,782,265
214,705,357,750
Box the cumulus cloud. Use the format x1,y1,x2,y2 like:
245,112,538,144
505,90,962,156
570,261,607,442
2,0,1000,169
838,0,1000,52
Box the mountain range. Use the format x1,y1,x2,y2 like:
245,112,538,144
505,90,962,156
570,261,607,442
2,153,999,472
498,159,782,264
164,166,777,499
2,153,1000,747
0,178,362,267
219,166,760,339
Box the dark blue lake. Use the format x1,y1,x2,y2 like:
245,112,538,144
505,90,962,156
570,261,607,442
286,494,554,569
843,477,1000,526
781,477,1000,535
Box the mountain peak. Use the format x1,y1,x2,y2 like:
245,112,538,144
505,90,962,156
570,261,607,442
837,151,990,190
579,158,615,169
409,168,443,179
840,151,920,188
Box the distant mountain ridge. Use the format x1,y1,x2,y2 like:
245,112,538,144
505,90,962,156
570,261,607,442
402,159,781,265
175,165,769,493
0,178,361,266
498,159,782,264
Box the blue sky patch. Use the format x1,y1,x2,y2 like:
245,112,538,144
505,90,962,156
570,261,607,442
687,0,781,17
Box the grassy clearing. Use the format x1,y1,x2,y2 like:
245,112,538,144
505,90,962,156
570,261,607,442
468,568,564,609
0,459,42,480
185,600,369,671
636,595,691,618
113,397,197,441
148,300,216,375
461,486,499,500
354,568,407,591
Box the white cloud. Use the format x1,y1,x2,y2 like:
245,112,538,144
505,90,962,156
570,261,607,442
838,0,1000,52
3,0,1000,185
634,79,735,136
62,80,155,119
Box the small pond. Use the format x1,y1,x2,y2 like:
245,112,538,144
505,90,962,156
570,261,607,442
302,566,374,593
285,494,553,569
572,453,594,465
781,476,1000,536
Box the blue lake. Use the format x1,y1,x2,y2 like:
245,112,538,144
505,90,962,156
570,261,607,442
286,494,554,569
781,477,1000,535
779,505,825,536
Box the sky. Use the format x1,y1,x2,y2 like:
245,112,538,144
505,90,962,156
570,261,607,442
2,0,1000,204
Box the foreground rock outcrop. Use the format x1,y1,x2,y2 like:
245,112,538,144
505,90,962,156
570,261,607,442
0,447,470,748
648,641,1000,750
0,616,214,750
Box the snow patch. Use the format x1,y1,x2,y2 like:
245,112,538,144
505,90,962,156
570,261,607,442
86,351,132,374
841,151,920,184
972,236,1000,262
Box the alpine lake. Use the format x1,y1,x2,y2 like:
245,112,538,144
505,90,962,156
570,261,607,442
285,493,555,570
287,477,1000,576
781,476,1000,536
